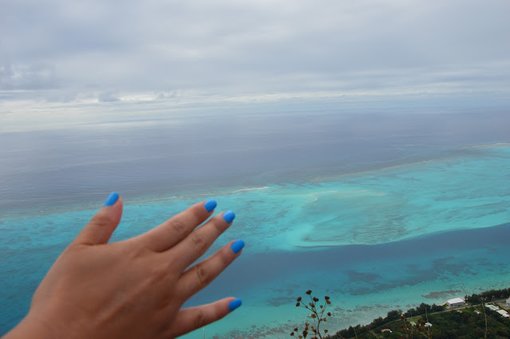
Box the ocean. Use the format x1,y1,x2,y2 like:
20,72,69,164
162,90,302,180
1,100,510,337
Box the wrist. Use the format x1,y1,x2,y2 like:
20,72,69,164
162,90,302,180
4,313,57,339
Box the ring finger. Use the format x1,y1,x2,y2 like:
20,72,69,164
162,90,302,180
176,239,245,299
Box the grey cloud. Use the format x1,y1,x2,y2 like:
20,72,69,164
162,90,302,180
97,92,120,103
1,0,509,100
0,63,57,90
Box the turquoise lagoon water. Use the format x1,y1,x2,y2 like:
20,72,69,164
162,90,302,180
1,143,510,337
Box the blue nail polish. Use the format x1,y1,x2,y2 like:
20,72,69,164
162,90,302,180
223,211,236,223
228,298,242,312
103,192,119,206
204,199,217,212
231,240,245,254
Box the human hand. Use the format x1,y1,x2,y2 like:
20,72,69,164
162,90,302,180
5,193,244,339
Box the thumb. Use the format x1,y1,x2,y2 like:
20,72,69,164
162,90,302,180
74,192,123,246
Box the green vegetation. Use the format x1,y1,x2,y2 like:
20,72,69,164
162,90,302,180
291,287,510,339
328,305,442,339
329,307,510,338
329,288,510,338
465,288,510,304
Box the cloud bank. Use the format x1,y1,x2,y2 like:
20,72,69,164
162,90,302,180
1,0,510,106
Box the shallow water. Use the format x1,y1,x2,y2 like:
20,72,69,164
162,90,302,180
1,108,510,337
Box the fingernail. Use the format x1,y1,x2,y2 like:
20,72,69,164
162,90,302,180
103,192,119,206
228,298,242,312
204,199,217,212
231,240,245,254
223,211,236,223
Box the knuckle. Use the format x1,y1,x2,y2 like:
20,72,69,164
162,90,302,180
194,309,207,329
169,218,187,236
190,232,207,251
91,214,112,228
194,264,210,288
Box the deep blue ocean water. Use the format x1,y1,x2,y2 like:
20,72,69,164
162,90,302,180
1,103,510,337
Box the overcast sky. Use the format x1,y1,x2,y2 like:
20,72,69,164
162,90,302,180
1,0,510,108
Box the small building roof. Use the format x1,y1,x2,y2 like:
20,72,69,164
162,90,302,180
485,304,499,311
486,304,499,311
447,297,465,304
497,310,509,318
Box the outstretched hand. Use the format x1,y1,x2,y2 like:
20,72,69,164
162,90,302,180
6,193,244,339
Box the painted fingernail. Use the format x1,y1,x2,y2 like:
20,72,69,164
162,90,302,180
103,192,119,206
204,199,217,212
231,240,245,254
228,298,242,312
223,211,236,223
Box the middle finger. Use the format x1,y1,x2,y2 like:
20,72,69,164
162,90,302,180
168,211,236,271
